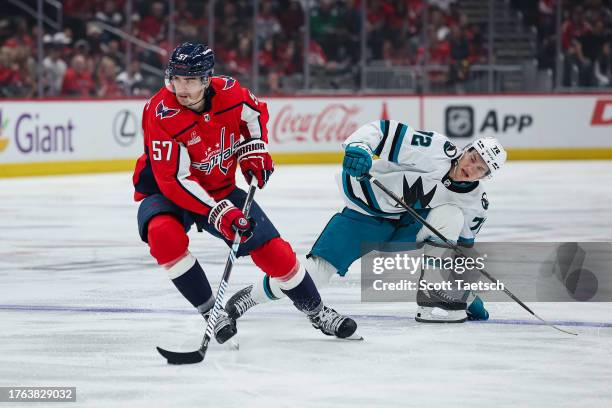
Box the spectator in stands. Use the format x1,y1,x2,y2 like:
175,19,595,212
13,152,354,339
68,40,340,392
381,39,412,66
3,17,34,49
256,0,282,41
101,39,123,67
429,7,450,46
95,0,123,28
278,0,304,40
308,39,328,68
277,39,301,75
538,0,556,38
468,23,487,64
61,54,95,97
580,20,606,63
563,38,593,87
430,0,458,13
338,0,361,64
96,56,123,97
138,1,166,43
561,5,591,50
0,47,25,97
310,0,341,60
594,41,612,86
43,36,68,96
266,70,283,94
258,37,277,75
117,59,147,96
225,37,252,78
417,28,451,87
448,25,471,88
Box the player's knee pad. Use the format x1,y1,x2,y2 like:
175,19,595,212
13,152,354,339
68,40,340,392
250,237,297,279
304,255,336,288
148,214,190,266
416,204,464,244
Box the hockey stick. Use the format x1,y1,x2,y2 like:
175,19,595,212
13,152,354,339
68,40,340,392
157,180,259,364
366,174,577,336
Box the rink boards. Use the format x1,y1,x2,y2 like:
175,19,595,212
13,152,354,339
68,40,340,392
0,93,611,177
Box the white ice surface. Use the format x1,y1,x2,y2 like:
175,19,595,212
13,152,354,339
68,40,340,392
1,162,611,407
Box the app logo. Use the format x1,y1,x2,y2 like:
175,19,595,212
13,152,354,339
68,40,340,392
445,106,474,138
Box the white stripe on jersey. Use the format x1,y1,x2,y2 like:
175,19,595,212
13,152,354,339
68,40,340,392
176,143,217,208
240,103,262,139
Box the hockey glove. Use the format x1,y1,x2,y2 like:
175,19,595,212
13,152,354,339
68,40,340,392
237,139,274,189
343,143,373,178
209,199,254,242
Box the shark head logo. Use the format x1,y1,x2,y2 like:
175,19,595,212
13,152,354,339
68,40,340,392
0,110,9,153
400,176,437,209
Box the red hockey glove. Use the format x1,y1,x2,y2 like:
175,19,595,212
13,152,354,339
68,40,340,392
208,200,253,242
237,139,274,189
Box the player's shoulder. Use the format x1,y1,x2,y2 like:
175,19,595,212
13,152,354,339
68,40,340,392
210,75,263,113
466,184,489,215
143,87,192,135
425,130,460,161
210,75,246,103
145,87,181,118
210,75,242,93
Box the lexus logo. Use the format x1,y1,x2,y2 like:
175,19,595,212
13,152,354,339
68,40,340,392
113,109,138,146
445,106,474,138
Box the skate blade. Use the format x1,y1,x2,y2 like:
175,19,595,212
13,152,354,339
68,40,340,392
227,336,239,350
344,332,364,341
415,306,467,323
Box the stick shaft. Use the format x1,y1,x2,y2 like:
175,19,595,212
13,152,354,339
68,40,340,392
201,181,258,348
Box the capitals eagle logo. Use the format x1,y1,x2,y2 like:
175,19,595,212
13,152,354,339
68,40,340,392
156,100,180,119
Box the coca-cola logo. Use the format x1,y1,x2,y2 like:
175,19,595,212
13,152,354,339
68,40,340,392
271,103,361,144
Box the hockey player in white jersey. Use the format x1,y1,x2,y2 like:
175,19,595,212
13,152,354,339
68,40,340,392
225,119,507,324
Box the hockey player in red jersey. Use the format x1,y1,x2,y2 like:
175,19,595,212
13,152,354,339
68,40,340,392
133,42,358,342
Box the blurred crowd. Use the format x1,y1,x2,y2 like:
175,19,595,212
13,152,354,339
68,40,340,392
518,0,612,87
0,0,610,98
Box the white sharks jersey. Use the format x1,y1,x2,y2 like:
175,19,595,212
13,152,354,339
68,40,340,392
337,120,489,245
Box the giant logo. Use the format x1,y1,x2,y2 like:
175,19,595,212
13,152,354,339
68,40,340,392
0,110,75,154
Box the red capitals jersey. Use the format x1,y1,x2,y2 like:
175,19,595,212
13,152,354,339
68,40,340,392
132,76,269,215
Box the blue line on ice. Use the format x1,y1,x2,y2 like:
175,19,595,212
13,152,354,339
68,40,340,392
1,304,611,328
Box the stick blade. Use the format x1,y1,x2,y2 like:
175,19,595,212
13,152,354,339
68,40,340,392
156,346,205,365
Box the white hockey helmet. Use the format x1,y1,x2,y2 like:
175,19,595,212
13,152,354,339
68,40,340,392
469,137,507,179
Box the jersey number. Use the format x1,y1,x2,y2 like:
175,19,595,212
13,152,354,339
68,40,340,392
411,130,433,147
470,217,486,234
152,141,172,161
